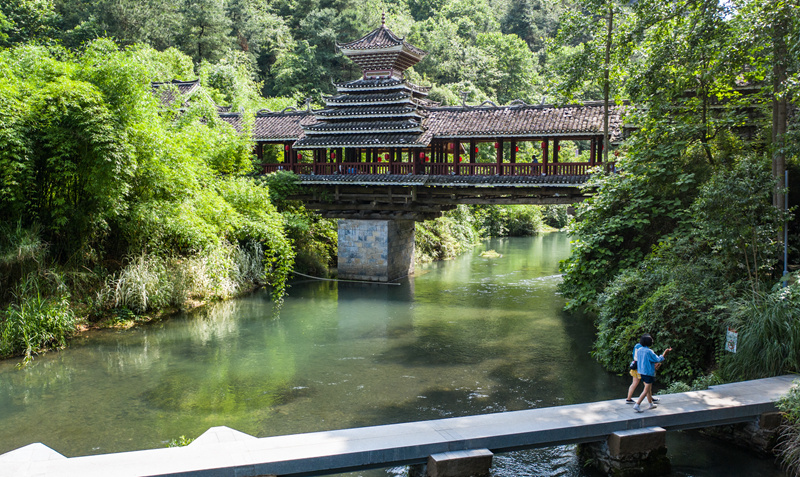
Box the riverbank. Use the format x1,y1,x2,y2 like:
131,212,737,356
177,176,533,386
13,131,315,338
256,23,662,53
1,204,566,363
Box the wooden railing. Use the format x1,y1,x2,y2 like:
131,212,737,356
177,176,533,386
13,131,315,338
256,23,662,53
261,161,614,176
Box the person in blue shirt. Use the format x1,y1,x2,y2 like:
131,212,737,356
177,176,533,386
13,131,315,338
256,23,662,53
626,337,645,404
632,334,672,413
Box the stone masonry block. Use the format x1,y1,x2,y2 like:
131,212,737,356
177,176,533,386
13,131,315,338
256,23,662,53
427,449,493,477
338,219,415,281
607,427,666,458
759,412,783,430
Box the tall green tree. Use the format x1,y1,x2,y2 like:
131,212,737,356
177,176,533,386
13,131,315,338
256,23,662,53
626,0,741,166
729,0,800,209
0,45,136,258
501,0,562,59
0,0,58,45
179,0,232,63
550,0,635,162
474,32,538,103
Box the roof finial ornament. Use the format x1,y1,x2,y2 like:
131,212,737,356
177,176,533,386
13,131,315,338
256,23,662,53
381,11,386,27
460,91,469,108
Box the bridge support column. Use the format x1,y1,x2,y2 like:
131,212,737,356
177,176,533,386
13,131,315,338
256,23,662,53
337,219,415,282
409,449,493,477
579,427,670,477
697,411,783,456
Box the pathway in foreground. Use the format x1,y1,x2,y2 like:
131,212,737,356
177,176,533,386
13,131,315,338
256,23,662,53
2,375,796,477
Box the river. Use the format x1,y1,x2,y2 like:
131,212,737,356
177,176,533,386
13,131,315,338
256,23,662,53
0,232,784,476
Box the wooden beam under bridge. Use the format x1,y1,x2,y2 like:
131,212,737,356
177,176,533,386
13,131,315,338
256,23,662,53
290,174,593,221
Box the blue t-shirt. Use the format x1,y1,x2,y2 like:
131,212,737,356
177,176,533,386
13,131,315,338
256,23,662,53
632,343,642,361
635,345,665,377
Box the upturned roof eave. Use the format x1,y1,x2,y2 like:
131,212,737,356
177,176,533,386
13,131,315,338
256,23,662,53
336,25,427,58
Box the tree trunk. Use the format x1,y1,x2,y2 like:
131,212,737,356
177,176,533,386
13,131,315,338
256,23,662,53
772,17,788,210
603,6,613,164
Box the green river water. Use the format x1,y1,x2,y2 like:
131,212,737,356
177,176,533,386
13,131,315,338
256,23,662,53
0,232,784,476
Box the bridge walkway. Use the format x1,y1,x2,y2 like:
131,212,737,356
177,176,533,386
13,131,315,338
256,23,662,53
2,375,796,477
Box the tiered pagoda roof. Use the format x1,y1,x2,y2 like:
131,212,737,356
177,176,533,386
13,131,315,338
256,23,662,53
336,16,426,79
224,18,628,149
295,18,432,149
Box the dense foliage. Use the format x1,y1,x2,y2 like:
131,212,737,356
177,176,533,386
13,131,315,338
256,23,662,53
0,41,295,359
777,381,800,476
556,0,800,386
1,1,798,442
0,0,563,106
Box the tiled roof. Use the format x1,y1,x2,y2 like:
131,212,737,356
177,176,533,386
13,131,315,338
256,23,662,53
420,102,626,143
335,78,432,94
335,78,404,90
294,133,426,148
150,79,200,106
252,103,626,143
337,25,427,58
218,113,244,132
252,111,316,141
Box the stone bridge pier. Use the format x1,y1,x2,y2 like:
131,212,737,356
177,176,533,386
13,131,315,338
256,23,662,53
295,176,590,284
337,219,415,282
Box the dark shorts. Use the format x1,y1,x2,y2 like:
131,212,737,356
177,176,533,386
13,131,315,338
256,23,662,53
641,375,655,384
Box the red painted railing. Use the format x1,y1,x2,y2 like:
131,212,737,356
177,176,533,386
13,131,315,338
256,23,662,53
261,162,613,176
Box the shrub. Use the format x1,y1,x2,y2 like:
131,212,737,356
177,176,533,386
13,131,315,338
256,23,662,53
0,273,75,362
720,279,800,381
504,205,545,236
541,205,570,229
470,205,545,237
111,241,268,314
0,222,46,304
592,244,736,383
416,205,480,263
776,381,800,477
590,154,786,382
660,373,724,395
113,253,171,313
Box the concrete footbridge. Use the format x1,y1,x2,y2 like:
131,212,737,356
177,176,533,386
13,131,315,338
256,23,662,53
3,375,796,477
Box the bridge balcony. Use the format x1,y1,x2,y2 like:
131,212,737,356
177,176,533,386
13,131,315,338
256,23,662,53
261,161,615,176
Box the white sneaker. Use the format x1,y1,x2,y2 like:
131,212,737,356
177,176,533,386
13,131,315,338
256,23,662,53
633,404,642,413
648,403,657,410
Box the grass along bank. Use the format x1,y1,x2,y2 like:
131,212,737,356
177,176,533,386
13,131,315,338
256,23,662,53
0,202,568,363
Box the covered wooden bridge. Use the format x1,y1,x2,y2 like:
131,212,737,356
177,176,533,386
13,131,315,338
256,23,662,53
219,18,627,282
237,99,625,177
221,17,625,180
